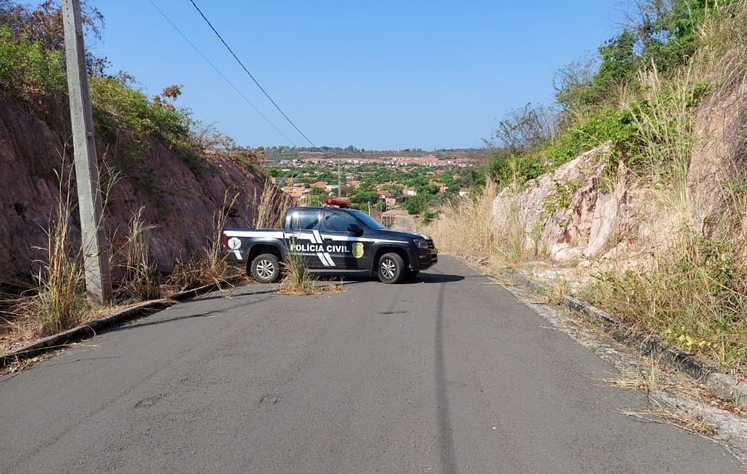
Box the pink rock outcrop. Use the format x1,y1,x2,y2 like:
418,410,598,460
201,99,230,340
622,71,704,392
491,145,648,263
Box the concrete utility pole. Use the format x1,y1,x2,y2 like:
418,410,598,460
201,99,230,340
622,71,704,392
62,0,112,304
337,161,341,198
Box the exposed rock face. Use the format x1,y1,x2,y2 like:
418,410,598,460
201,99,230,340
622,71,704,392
489,85,747,283
0,101,268,283
688,84,747,233
491,145,649,263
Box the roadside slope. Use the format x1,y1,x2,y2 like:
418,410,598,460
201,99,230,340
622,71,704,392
0,100,267,282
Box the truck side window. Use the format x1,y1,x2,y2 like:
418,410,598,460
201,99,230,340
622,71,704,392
323,211,358,232
293,211,320,230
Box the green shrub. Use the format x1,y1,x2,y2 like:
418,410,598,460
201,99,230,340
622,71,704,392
0,25,66,111
489,108,639,187
90,76,202,171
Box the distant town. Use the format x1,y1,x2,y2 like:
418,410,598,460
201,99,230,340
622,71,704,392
264,148,487,216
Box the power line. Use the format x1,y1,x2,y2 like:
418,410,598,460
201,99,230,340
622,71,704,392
146,0,297,146
187,0,317,148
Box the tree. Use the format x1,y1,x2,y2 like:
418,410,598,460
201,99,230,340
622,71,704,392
404,194,431,215
493,103,553,155
0,0,106,73
309,187,328,197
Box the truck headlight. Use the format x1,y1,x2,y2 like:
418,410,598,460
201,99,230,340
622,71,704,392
413,238,429,249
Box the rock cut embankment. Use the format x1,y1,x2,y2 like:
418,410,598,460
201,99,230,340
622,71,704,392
0,100,268,283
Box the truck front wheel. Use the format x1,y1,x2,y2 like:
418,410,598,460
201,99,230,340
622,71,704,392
378,252,406,284
251,253,281,283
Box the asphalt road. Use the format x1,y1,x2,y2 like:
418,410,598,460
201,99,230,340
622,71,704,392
1,256,742,473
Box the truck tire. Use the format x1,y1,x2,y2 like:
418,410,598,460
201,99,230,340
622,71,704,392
378,252,406,284
251,253,281,283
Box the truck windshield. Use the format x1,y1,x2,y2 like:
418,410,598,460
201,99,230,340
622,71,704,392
351,210,386,230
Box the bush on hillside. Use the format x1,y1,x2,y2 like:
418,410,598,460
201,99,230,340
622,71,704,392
0,25,65,115
0,1,206,172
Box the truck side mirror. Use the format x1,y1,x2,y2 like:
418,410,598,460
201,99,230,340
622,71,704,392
348,223,364,236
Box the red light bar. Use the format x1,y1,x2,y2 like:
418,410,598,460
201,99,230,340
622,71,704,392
324,199,350,208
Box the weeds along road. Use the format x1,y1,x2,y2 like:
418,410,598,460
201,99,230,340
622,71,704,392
0,256,742,473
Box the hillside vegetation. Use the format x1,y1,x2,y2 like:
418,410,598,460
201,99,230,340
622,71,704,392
427,0,747,376
0,1,285,346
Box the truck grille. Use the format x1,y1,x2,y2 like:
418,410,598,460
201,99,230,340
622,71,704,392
426,240,435,249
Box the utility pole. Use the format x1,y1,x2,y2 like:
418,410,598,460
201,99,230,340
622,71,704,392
62,0,112,305
337,161,341,198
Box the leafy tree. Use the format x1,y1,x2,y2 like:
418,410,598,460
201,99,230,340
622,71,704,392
404,193,431,215
419,184,439,195
350,190,378,204
554,0,729,112
309,187,328,197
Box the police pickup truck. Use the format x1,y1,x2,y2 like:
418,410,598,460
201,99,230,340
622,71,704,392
221,200,438,284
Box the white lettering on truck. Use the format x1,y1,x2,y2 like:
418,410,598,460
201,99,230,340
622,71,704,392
291,243,348,253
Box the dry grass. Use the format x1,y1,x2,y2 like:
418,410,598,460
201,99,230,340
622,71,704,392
694,0,747,93
277,241,347,296
0,163,89,344
425,180,534,267
586,185,747,373
32,169,89,336
631,65,697,194
278,247,318,295
604,358,744,435
2,167,296,356
603,361,670,393
117,207,160,301
622,409,716,436
201,192,240,287
165,192,244,293
254,179,294,229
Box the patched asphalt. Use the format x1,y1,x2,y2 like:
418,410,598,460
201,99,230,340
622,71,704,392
0,256,743,473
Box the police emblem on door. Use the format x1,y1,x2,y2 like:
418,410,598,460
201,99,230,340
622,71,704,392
352,242,364,259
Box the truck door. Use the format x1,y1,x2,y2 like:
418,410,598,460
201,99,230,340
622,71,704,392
321,211,366,269
288,210,326,269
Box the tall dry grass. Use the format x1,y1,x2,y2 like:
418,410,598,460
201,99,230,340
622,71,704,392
254,179,293,229
164,181,293,293
117,207,160,301
35,191,87,334
166,192,242,291
424,180,533,266
632,66,698,196
19,165,90,336
694,0,747,93
278,243,318,295
277,240,345,295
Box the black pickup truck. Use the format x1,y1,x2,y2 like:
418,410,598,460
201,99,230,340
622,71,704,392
221,205,438,284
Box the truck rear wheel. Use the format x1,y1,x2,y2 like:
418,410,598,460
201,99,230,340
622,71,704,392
251,253,281,283
378,252,405,284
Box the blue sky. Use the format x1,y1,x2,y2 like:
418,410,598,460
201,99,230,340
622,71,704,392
86,0,620,150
